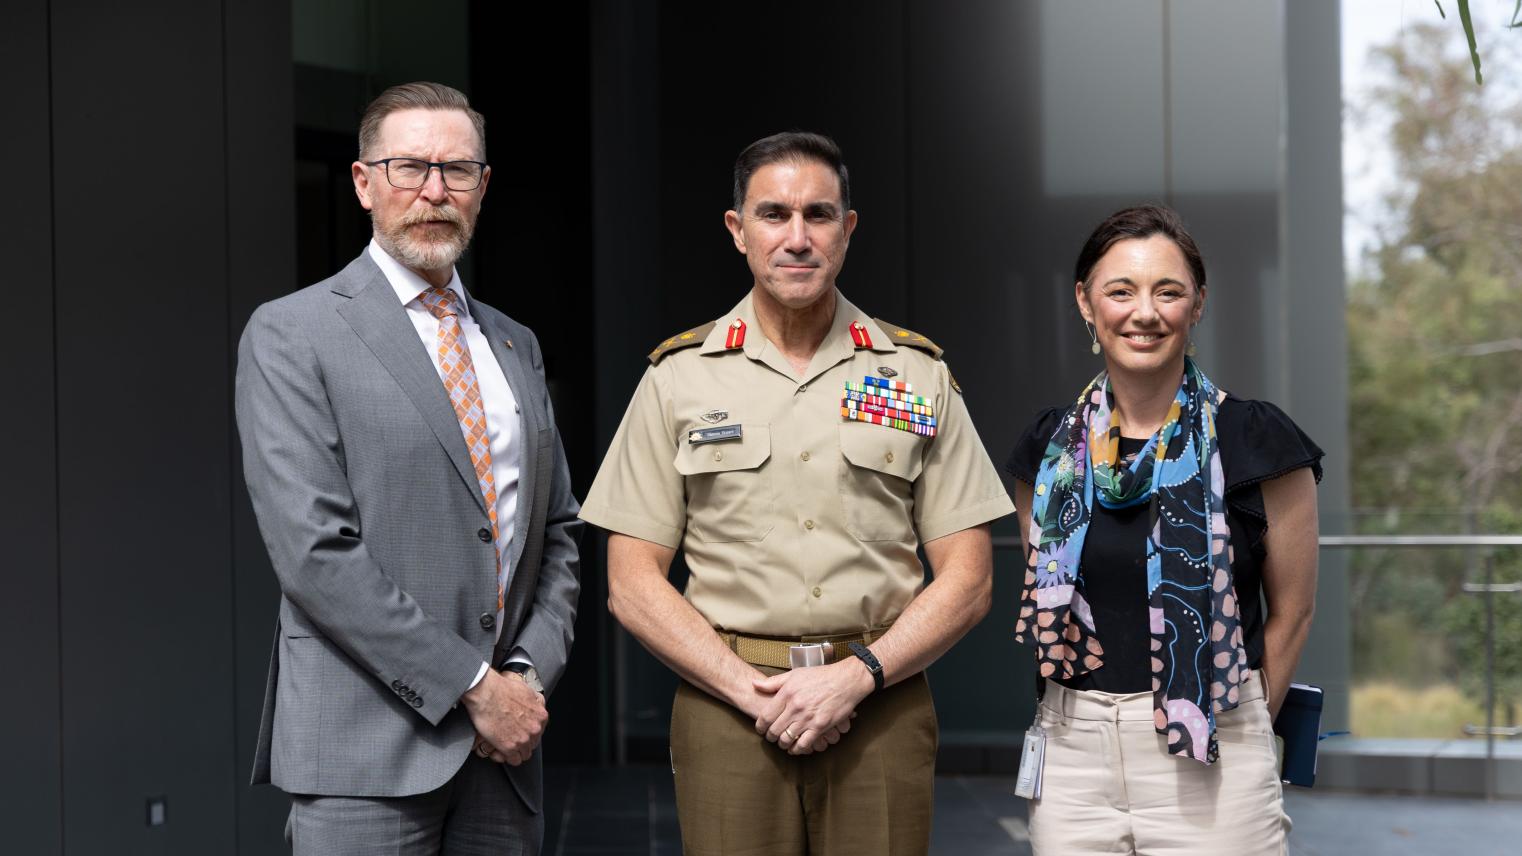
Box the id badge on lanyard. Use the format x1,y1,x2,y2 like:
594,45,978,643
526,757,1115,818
1013,709,1046,799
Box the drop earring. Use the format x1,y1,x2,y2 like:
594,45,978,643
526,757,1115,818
1086,321,1101,355
1187,339,1198,357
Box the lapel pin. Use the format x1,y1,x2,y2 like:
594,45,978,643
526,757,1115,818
878,366,898,378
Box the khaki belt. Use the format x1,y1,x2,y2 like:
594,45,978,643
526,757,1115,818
720,627,889,670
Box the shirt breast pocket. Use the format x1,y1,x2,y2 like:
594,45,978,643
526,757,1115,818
673,424,774,542
838,422,925,542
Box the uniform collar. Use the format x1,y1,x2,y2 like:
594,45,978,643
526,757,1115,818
700,290,757,356
828,292,896,355
699,288,895,358
699,288,896,385
367,239,470,318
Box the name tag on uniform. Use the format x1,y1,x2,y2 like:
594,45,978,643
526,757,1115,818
687,425,743,445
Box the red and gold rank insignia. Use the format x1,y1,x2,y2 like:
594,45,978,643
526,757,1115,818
725,317,747,349
849,321,873,349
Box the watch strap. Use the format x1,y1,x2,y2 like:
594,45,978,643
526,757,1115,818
847,641,885,692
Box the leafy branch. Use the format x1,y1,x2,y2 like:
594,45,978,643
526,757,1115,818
1434,0,1485,83
1430,0,1479,83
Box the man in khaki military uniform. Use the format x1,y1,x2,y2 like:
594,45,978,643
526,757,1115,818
580,131,1013,855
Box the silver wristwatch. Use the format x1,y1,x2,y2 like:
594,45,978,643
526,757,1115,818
503,662,544,694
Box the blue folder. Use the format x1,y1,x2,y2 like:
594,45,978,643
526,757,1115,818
1272,683,1324,787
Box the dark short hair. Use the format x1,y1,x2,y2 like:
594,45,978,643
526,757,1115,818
732,131,851,213
358,81,486,161
1074,204,1206,290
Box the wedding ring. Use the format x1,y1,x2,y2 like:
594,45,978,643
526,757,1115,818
784,727,798,741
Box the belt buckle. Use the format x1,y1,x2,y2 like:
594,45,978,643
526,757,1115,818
788,643,830,669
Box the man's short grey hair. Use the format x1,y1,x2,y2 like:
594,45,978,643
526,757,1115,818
357,82,486,161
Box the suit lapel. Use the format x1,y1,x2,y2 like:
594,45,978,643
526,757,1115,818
334,256,488,516
471,299,540,581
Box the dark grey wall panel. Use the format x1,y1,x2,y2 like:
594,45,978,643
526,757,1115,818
50,0,235,851
1283,0,1351,731
654,0,910,329
906,0,1046,456
906,0,1044,734
0,1,63,852
591,0,665,760
1170,192,1278,397
225,0,296,851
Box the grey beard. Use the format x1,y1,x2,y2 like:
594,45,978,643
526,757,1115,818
373,211,474,273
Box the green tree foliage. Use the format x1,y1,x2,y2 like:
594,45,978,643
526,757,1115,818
1349,24,1522,721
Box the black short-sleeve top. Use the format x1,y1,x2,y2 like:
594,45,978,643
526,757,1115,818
1006,393,1324,694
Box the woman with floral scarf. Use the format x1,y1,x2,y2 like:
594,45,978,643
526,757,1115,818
1007,205,1321,855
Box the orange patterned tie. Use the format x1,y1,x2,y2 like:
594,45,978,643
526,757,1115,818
419,287,502,610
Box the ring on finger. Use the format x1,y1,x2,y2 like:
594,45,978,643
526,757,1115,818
784,727,798,741
475,742,492,758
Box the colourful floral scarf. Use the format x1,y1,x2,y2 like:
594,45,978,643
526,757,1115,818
1015,359,1247,764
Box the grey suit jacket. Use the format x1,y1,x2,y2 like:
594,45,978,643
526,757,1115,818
236,252,582,809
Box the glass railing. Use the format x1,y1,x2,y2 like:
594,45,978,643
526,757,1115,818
1322,534,1522,799
1319,536,1520,740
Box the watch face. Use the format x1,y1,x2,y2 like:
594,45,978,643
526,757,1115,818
520,667,545,694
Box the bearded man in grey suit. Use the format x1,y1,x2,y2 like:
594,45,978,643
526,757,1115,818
236,81,581,854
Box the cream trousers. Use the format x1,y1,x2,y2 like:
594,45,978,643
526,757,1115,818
1028,671,1291,855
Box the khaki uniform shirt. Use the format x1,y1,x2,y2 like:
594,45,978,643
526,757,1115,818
581,289,1013,636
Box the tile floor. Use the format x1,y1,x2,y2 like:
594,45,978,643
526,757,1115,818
541,766,1522,855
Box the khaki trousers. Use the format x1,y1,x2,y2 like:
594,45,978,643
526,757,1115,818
669,672,938,856
1029,671,1290,856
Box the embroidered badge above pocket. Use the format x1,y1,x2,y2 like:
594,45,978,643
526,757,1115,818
687,425,743,445
840,376,936,437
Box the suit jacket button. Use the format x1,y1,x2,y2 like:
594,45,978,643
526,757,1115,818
480,613,496,631
412,697,424,708
477,528,493,543
391,680,402,690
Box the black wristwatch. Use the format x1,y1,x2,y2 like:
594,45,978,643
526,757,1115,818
846,642,884,693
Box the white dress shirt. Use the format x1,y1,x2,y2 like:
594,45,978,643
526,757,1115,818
368,241,527,688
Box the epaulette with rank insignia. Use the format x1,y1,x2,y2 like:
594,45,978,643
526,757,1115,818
873,319,944,360
648,321,716,364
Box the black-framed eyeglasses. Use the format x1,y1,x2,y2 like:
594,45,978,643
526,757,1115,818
364,157,488,191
